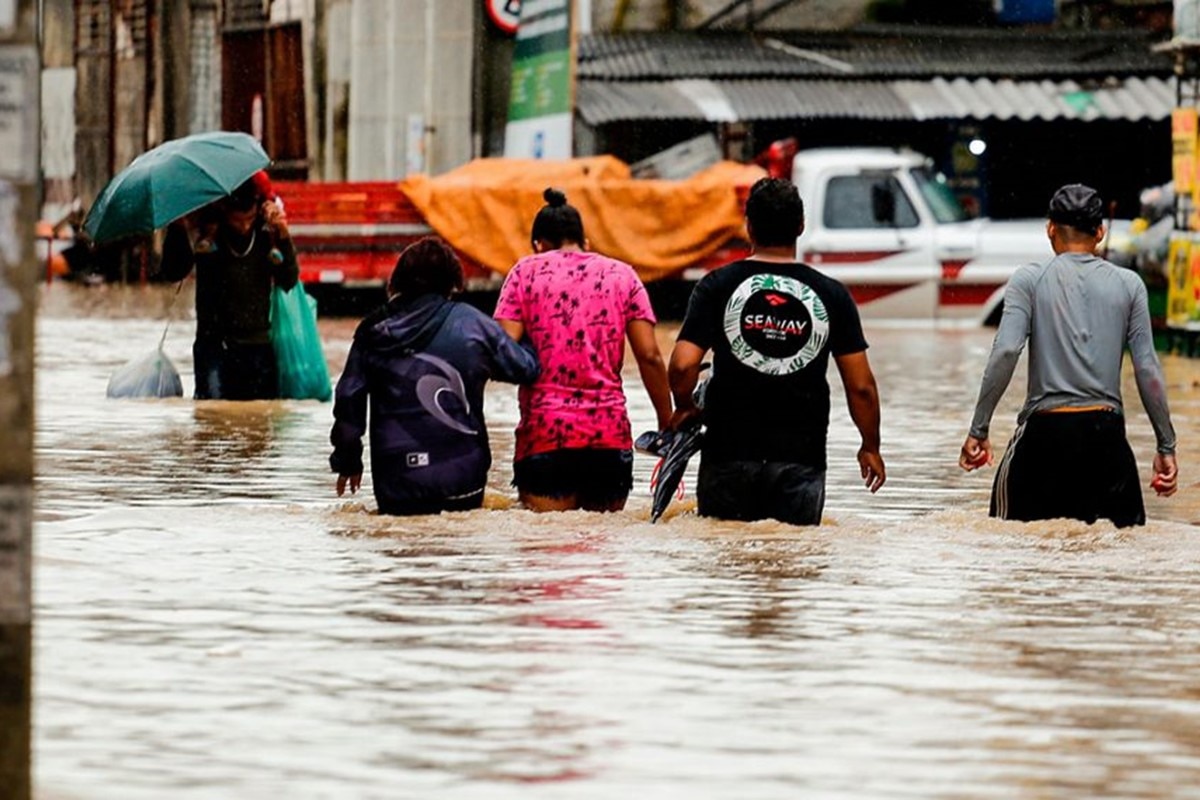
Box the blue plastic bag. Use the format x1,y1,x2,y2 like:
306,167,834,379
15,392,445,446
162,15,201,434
270,285,332,401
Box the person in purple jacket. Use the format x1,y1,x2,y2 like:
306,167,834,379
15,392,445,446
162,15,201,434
330,237,540,515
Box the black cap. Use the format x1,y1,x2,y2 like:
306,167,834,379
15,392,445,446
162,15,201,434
1047,184,1103,233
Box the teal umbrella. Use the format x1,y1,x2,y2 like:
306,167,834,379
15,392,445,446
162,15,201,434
83,131,270,244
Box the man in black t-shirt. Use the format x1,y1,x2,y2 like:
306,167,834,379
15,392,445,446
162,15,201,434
667,177,885,525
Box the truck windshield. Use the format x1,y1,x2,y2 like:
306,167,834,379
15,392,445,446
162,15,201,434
910,167,968,224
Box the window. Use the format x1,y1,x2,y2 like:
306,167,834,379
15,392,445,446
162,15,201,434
910,167,968,224
823,174,919,230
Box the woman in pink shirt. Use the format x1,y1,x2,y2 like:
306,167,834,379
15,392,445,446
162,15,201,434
495,188,672,511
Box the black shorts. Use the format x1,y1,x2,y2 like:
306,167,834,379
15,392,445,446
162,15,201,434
991,409,1145,528
696,459,826,526
513,448,634,506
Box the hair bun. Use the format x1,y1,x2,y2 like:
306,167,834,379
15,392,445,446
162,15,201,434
543,187,567,207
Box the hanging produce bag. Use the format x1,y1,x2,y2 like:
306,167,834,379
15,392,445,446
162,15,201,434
270,285,332,401
106,345,184,399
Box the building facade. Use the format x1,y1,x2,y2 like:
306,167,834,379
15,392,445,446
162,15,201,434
38,0,1177,222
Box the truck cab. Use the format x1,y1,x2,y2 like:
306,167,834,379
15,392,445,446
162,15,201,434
792,148,1051,324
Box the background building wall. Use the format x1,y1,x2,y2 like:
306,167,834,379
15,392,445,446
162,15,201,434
346,0,474,179
41,0,75,218
109,1,149,179
187,2,220,135
323,0,351,180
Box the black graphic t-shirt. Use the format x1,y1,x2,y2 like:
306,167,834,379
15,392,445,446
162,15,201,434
677,259,867,468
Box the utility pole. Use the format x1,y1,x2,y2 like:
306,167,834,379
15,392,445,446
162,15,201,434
0,2,40,799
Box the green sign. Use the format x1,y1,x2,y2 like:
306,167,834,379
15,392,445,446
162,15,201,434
509,49,572,121
505,0,575,158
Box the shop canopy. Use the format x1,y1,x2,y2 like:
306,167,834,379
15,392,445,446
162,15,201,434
576,26,1176,125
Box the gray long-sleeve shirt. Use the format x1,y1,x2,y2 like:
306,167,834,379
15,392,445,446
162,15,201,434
969,251,1176,454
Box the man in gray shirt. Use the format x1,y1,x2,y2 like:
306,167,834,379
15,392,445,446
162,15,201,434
959,184,1178,527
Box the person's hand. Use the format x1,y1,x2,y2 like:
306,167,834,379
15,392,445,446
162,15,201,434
1151,453,1178,497
667,406,702,432
959,435,992,471
336,473,362,497
261,199,289,237
858,447,885,493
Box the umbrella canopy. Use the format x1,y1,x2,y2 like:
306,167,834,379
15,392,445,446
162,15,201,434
83,131,270,244
650,424,704,523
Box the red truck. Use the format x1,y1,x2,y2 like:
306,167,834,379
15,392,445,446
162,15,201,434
275,181,505,299
274,166,753,309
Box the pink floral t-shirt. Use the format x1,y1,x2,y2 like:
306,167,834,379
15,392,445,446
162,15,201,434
494,250,657,461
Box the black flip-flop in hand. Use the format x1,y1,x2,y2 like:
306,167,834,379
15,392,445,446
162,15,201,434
635,429,676,457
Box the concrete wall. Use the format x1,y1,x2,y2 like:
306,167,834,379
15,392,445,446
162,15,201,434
40,0,74,217
346,0,474,179
324,0,351,180
187,3,221,134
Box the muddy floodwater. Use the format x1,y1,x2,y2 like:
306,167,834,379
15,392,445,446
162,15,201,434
30,283,1200,799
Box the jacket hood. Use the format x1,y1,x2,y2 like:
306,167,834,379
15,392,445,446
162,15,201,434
355,293,452,352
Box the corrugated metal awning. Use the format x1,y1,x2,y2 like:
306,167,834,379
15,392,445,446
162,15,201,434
576,75,1176,125
579,29,1173,82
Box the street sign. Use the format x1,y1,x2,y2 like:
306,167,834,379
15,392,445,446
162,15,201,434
486,0,519,36
503,0,573,159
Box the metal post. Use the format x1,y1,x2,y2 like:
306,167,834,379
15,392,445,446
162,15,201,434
0,3,40,799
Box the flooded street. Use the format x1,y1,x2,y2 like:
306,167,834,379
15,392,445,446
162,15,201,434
31,283,1200,799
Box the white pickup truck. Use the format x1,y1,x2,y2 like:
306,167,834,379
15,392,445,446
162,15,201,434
790,147,1054,324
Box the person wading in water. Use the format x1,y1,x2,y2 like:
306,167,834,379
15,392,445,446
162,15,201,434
960,183,1178,526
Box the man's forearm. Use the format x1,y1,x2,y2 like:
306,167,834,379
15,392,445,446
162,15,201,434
667,341,704,413
668,363,699,412
845,382,881,452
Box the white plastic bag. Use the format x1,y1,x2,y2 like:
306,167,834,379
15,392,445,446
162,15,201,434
106,346,183,398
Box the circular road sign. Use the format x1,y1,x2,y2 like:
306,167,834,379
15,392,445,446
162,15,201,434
486,0,519,36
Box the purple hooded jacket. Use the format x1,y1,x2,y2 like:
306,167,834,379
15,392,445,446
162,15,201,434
330,294,539,514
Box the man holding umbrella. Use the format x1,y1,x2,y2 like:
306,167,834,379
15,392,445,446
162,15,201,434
84,131,299,400
161,175,298,400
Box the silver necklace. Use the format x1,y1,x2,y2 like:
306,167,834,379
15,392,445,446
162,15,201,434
228,229,256,258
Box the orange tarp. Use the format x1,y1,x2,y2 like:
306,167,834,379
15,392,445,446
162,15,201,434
400,156,765,282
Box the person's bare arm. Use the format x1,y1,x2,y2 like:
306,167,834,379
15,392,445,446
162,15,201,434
834,350,885,493
627,319,672,431
667,339,706,431
498,319,524,342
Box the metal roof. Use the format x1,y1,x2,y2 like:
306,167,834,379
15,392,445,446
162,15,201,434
578,32,842,80
576,75,1176,125
579,27,1173,82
